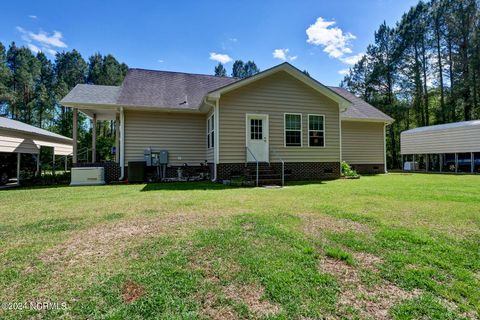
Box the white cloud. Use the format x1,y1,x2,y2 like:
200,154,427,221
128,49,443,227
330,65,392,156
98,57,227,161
209,52,232,64
306,17,356,59
272,48,298,61
228,38,237,42
338,69,350,75
340,53,364,65
16,26,65,56
27,43,40,54
29,30,66,48
28,15,37,19
158,59,164,63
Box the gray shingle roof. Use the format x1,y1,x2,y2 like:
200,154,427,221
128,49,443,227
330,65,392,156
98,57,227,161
60,84,121,106
116,69,238,109
0,116,72,142
60,67,392,123
329,87,394,122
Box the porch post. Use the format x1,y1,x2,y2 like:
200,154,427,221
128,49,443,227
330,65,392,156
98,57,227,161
92,113,97,163
72,108,78,164
115,112,120,163
425,154,429,172
439,154,443,172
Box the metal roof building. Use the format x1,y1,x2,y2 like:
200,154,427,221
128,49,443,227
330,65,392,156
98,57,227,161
0,117,73,185
401,120,480,173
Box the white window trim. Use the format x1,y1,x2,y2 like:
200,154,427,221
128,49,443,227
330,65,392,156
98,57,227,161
207,113,214,149
284,113,303,147
308,114,326,148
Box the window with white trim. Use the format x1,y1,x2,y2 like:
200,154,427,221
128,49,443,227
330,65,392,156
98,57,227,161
308,114,325,147
284,113,302,146
207,114,214,149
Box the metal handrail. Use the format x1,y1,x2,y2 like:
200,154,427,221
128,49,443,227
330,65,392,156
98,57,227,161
245,146,259,187
270,147,285,187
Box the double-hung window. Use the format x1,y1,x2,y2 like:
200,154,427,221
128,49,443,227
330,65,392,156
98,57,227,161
308,114,325,147
284,113,302,146
207,114,214,148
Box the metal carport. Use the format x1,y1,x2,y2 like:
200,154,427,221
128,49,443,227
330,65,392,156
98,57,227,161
0,117,73,185
400,120,480,173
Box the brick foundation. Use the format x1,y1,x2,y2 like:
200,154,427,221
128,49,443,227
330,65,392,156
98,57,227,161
349,163,385,174
123,164,213,182
216,162,340,181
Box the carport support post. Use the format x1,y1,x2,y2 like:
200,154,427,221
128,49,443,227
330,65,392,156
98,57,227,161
16,152,21,185
36,154,40,176
72,108,78,164
471,152,474,173
52,153,55,177
455,153,458,173
92,113,97,163
425,154,429,172
439,154,443,172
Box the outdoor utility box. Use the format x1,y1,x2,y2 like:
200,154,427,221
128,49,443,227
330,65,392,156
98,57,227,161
144,148,152,166
128,161,146,182
70,167,105,186
159,150,169,164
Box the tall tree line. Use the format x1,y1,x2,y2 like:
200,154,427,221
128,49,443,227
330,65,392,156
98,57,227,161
341,0,480,168
214,60,260,78
0,42,128,160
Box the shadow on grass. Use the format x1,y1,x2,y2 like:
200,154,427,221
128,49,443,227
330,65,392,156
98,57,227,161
141,181,234,192
285,180,326,187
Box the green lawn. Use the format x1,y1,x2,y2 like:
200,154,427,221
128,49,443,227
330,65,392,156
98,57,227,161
0,174,479,319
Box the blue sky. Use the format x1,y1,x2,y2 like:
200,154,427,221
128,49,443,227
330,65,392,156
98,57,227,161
1,0,418,85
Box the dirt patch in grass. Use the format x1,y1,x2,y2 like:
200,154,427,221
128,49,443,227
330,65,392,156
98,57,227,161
42,213,219,267
121,280,145,304
320,252,421,319
198,292,238,320
190,245,280,318
223,282,281,317
301,213,372,236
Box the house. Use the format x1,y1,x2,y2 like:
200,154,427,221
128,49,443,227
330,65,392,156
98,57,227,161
60,62,393,184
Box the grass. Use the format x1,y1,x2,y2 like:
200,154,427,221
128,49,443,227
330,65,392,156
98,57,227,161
0,173,479,319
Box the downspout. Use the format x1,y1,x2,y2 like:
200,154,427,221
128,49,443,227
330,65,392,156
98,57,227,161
204,97,218,181
384,123,388,173
119,107,125,180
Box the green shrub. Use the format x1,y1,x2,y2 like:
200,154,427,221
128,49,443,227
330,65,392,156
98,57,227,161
341,161,359,178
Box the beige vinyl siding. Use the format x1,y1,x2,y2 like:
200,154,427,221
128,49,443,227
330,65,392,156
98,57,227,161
124,110,207,165
206,108,214,163
401,125,480,154
341,121,385,164
219,71,340,163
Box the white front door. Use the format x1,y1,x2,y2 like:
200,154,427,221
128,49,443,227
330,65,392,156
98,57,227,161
246,114,269,162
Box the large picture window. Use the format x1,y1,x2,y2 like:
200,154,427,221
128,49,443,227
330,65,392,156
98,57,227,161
284,113,302,146
308,114,325,147
207,114,214,149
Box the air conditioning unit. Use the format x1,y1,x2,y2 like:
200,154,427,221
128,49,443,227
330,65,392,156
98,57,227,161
70,167,105,186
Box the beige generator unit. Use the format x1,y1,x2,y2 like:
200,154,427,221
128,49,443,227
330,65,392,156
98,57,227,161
70,167,105,186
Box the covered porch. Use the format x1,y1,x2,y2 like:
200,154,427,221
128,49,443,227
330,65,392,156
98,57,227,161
60,84,125,182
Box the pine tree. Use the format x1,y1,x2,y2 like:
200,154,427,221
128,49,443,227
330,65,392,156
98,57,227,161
214,63,227,77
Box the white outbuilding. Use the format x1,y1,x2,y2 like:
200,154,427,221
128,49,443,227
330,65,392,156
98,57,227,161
400,120,480,173
0,117,73,185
